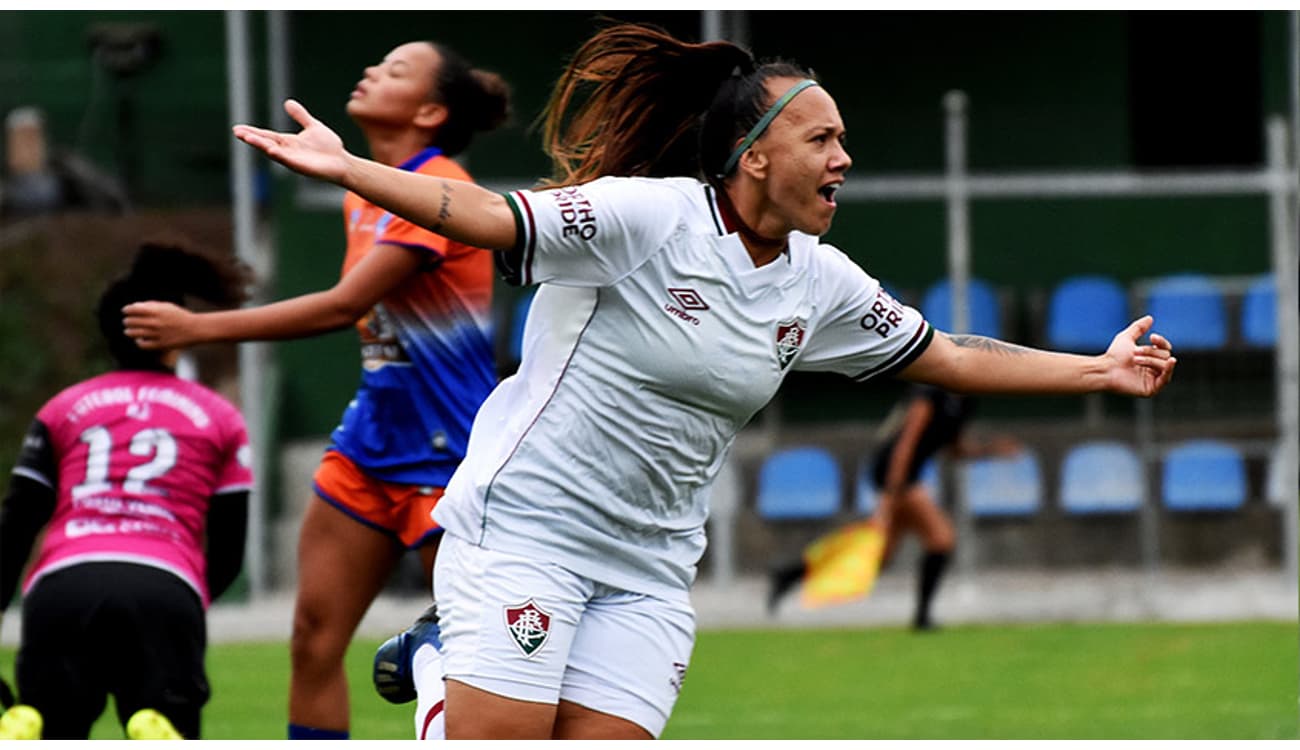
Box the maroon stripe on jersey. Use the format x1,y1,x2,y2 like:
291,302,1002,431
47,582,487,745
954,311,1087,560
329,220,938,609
513,190,539,286
854,321,934,382
419,700,445,740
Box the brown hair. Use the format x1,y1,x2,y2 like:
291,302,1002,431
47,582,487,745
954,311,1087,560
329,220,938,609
97,237,253,370
427,41,511,157
538,22,816,187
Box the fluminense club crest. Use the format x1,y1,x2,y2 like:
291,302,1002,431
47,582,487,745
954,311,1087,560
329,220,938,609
503,598,552,658
775,317,807,369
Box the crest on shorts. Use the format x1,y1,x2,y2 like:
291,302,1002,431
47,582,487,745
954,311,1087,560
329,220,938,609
775,317,807,369
503,598,552,658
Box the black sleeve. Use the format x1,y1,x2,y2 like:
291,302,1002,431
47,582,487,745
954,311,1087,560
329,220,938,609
205,490,249,604
494,246,525,286
1,419,58,612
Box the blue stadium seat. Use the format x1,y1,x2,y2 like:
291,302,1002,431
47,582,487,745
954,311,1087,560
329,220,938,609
756,446,842,520
1240,275,1276,347
1046,275,1130,353
1143,274,1228,351
961,451,1042,517
854,457,940,514
1161,440,1247,512
507,289,536,362
921,277,1001,337
1059,441,1144,514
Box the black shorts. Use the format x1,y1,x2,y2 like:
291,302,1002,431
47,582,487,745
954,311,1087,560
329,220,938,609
871,445,925,489
15,561,209,739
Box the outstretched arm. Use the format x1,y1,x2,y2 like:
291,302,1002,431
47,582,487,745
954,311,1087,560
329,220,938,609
234,100,517,251
900,316,1176,397
124,240,420,350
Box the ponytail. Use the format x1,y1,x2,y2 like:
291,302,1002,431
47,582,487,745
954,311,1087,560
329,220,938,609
428,42,512,157
539,23,754,186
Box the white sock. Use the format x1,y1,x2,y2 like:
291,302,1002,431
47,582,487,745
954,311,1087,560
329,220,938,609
412,642,446,740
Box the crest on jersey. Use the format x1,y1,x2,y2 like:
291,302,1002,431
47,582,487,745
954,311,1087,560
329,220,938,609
503,599,552,658
775,317,807,369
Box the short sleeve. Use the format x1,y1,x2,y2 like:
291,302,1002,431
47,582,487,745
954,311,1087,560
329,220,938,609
795,246,934,381
375,211,451,267
502,176,680,287
214,409,254,495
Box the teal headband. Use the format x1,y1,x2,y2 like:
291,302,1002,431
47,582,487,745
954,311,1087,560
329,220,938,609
720,78,820,177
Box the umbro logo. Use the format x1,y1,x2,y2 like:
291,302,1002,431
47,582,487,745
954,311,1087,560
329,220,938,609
667,288,709,311
664,288,708,327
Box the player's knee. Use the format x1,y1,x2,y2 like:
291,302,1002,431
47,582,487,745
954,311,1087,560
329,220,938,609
929,529,956,552
290,607,347,669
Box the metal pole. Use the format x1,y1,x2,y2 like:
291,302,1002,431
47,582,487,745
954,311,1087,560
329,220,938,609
943,90,971,337
1266,118,1299,585
701,9,723,42
701,10,749,50
1285,9,1300,723
268,10,291,132
943,91,975,577
225,10,268,599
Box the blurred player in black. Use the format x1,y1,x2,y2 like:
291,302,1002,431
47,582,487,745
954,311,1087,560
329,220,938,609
769,385,1021,630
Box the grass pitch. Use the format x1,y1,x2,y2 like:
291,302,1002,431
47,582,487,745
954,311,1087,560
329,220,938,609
2,620,1293,739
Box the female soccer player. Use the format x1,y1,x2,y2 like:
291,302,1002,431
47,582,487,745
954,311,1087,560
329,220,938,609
0,239,253,739
122,40,510,739
215,22,1175,739
768,385,1022,629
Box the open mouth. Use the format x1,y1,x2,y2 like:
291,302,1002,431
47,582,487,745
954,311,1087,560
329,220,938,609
818,182,841,205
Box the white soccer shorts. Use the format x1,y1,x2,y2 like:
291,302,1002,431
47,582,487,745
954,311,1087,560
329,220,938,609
434,533,696,737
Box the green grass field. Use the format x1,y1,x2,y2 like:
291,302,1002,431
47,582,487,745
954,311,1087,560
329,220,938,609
4,620,1296,739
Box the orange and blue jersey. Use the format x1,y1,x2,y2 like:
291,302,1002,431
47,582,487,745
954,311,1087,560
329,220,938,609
331,146,495,488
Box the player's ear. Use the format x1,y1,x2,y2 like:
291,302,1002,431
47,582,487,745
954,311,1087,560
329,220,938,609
415,102,448,131
738,146,769,179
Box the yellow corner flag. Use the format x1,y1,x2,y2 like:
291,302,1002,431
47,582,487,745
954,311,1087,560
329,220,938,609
800,520,886,608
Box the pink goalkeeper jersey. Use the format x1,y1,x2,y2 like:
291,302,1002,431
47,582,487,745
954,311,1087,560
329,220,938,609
16,370,252,607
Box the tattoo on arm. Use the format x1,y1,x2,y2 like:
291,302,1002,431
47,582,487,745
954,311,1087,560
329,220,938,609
429,182,453,233
944,333,1035,357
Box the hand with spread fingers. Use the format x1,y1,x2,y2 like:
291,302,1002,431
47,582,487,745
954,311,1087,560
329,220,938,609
233,99,352,186
1103,316,1177,397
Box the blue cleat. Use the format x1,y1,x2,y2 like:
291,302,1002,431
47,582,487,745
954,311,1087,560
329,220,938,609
372,604,441,705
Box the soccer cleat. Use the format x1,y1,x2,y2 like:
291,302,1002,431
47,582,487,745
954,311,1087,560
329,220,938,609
126,708,183,740
373,604,442,705
0,704,43,740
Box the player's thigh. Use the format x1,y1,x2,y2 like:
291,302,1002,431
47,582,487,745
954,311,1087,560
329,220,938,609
898,485,954,550
444,679,556,739
554,700,653,740
557,587,695,739
100,565,208,738
293,497,402,642
434,533,591,738
15,570,106,738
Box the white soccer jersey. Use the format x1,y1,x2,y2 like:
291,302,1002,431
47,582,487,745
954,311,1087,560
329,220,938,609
435,176,933,599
